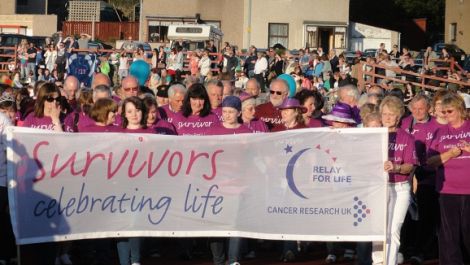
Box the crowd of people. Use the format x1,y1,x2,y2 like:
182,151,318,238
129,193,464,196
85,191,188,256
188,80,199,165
0,37,470,265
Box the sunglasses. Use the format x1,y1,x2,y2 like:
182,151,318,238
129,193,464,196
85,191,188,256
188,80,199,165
270,90,283,96
441,109,455,115
123,86,139,92
46,96,61,103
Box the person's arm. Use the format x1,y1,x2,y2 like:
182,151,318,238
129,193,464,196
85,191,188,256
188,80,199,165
427,146,461,168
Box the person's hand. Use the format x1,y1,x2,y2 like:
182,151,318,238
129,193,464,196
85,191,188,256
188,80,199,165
448,146,462,158
50,102,61,123
459,140,470,153
384,161,394,172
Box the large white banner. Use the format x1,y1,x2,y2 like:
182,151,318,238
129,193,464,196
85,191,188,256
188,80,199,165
6,127,388,244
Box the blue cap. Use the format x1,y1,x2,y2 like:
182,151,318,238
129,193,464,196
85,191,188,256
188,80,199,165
221,96,242,112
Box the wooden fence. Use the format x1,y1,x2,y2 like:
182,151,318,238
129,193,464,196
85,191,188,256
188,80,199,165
0,46,17,73
62,22,139,42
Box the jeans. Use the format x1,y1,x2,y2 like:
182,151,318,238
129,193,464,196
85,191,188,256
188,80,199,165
412,184,439,258
209,238,225,265
372,182,410,265
357,242,372,265
228,237,242,264
116,237,142,265
26,63,36,81
438,194,470,265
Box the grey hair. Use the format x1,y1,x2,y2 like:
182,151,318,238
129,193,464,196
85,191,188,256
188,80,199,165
206,79,224,90
338,84,360,101
93,84,112,98
408,94,431,110
168,84,187,98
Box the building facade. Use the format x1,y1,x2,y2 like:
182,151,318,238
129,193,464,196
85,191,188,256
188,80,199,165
0,0,58,36
445,0,470,52
140,0,350,52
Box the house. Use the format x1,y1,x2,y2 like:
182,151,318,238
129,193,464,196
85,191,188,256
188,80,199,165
139,0,350,52
0,0,58,36
445,0,470,52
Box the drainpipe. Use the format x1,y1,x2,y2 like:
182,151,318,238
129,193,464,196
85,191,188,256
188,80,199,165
247,0,252,48
139,0,143,41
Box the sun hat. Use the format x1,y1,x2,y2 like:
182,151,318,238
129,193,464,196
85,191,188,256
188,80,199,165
222,96,242,112
277,98,306,113
322,102,357,124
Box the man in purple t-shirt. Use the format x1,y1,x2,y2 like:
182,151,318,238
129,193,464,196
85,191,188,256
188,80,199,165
158,83,187,124
206,79,223,120
255,78,289,129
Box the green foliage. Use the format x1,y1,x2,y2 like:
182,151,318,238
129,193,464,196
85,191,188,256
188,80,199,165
107,0,139,20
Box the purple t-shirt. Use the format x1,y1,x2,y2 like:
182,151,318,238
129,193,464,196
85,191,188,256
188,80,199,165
64,111,95,132
22,113,75,132
411,118,446,186
206,123,253,135
149,119,177,135
388,128,416,183
79,124,120,133
118,127,156,134
158,104,180,124
245,118,269,133
212,107,223,121
308,118,323,128
172,113,219,136
428,120,470,195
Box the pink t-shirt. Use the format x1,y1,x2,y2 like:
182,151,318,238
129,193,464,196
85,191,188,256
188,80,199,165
307,118,323,128
428,120,470,195
149,119,177,135
79,124,120,133
22,113,75,132
158,104,180,124
388,128,417,183
206,123,253,135
64,111,95,132
245,119,269,133
411,118,446,186
212,107,223,121
172,113,219,136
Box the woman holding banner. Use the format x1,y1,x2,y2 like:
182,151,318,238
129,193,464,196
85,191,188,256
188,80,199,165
372,96,416,265
427,92,470,265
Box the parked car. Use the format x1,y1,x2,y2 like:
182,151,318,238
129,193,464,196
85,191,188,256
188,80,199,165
342,50,360,64
433,43,466,64
361,48,377,59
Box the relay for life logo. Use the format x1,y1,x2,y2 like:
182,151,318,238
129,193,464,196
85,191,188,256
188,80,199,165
283,144,371,226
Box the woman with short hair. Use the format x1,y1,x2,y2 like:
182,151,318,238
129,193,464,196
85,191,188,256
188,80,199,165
80,98,118,132
372,96,416,265
427,92,470,265
239,92,268,133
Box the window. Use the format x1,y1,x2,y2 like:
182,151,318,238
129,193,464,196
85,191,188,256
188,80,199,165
450,23,457,42
305,25,318,49
334,27,346,49
268,23,288,48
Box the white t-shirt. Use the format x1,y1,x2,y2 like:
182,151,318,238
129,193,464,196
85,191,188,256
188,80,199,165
0,112,12,187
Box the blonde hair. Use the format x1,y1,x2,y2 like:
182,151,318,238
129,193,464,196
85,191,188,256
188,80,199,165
441,92,467,120
379,95,405,118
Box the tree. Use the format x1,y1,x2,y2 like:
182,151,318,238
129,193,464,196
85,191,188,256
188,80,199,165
107,0,139,21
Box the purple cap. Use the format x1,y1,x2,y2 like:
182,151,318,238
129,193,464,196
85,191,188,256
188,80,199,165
222,95,242,112
322,102,357,124
277,98,307,113
238,92,253,102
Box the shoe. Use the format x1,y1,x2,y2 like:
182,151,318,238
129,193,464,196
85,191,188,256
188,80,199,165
343,249,355,260
283,250,295,262
325,254,337,263
131,263,140,265
397,252,404,264
244,250,256,259
229,263,240,265
59,254,73,265
409,256,423,265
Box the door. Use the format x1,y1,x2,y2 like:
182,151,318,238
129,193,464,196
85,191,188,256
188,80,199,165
318,28,333,53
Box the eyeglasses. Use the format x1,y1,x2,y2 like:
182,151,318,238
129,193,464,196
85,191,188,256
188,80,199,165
46,96,61,103
270,90,283,96
123,86,139,92
441,109,455,115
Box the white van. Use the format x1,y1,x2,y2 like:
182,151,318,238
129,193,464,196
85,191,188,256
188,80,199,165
167,24,223,51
